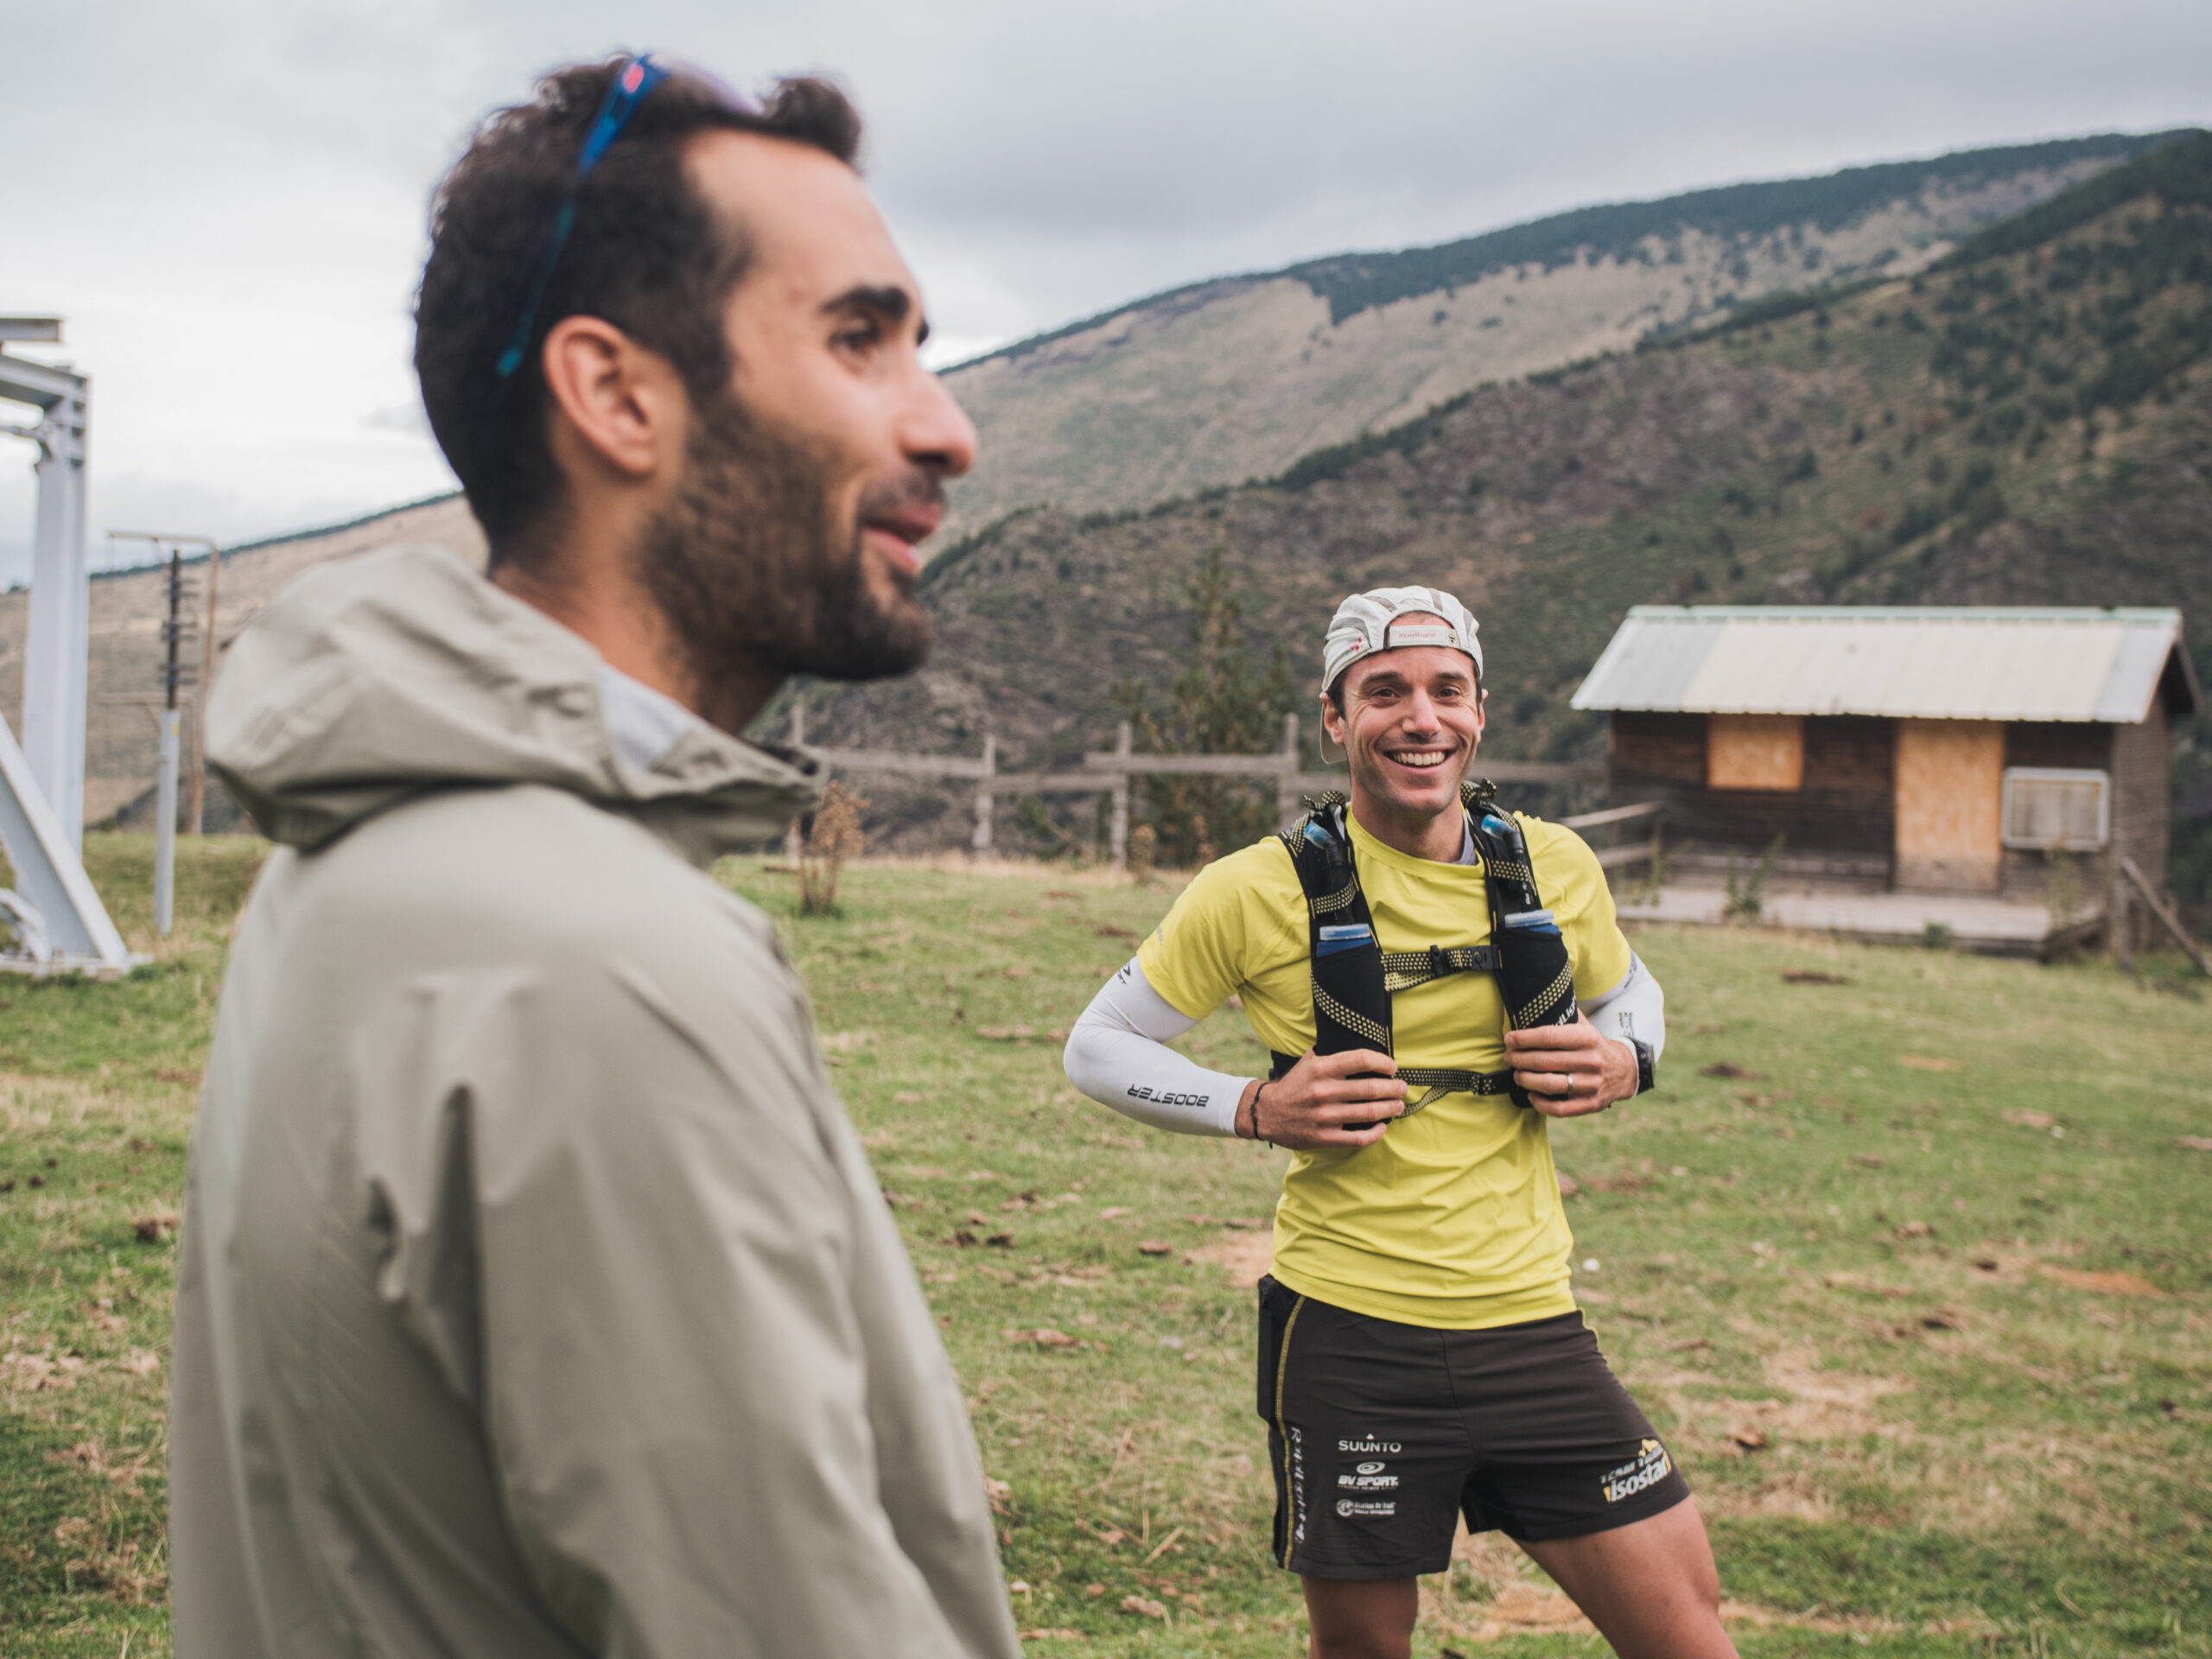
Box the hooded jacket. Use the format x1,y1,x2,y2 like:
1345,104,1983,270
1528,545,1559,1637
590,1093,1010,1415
170,543,1021,1659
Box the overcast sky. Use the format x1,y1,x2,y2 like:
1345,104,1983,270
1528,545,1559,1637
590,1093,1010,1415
2,0,2206,583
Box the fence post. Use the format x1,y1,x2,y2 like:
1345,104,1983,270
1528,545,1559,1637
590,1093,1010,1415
2110,856,2133,969
783,705,806,864
1277,711,1303,830
1109,721,1132,871
971,734,996,856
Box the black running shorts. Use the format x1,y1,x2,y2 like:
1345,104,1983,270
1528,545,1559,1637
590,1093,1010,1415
1255,1275,1691,1580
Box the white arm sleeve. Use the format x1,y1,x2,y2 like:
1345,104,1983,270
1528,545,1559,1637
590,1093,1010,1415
1580,950,1665,1093
1062,959,1253,1138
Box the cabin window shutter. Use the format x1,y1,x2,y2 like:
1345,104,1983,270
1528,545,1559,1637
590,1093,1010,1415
1706,715,1804,791
1999,768,2109,851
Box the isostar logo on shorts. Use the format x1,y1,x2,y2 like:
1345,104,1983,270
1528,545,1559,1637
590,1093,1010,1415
1337,1437,1402,1454
1336,1498,1396,1518
1601,1438,1674,1504
1287,1425,1308,1547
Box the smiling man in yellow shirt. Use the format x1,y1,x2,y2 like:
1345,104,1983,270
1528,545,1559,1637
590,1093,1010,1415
1065,588,1732,1659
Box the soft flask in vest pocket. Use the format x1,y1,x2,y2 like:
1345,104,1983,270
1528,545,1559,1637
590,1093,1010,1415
1469,808,1579,1110
1300,815,1397,1128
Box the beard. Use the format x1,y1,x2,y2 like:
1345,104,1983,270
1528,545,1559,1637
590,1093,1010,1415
637,384,934,715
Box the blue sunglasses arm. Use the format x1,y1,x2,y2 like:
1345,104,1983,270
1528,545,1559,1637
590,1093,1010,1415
493,55,673,380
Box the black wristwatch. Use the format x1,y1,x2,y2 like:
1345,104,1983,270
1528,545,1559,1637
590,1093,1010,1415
1629,1038,1656,1097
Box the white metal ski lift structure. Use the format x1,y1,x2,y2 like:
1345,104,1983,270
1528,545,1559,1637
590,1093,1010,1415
0,316,133,975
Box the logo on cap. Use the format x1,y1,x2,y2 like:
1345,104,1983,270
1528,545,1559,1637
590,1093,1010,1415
1384,624,1454,649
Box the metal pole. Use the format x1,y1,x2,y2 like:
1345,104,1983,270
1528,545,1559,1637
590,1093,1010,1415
189,542,219,834
155,713,180,935
971,734,995,855
155,552,182,936
1109,721,1132,871
16,368,90,850
109,531,218,838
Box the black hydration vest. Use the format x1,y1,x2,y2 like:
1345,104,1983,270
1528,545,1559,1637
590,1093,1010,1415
1270,779,1580,1116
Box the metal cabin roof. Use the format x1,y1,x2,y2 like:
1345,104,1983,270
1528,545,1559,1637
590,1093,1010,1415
1570,607,2200,723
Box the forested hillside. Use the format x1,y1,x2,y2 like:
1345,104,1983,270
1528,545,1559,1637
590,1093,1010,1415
798,134,2212,899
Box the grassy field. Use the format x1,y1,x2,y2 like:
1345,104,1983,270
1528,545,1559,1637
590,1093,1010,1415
3,836,2209,1656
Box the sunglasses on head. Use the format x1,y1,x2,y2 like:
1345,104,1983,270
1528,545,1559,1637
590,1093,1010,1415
493,54,762,380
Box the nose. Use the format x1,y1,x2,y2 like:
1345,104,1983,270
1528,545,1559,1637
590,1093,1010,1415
1400,687,1444,733
900,363,979,480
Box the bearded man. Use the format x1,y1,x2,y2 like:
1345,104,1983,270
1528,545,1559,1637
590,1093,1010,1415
169,58,1020,1659
1065,589,1732,1659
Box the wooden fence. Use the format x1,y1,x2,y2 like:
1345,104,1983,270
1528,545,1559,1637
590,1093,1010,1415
782,709,1620,868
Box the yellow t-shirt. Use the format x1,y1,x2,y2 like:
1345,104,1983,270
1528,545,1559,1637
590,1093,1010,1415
1138,810,1632,1331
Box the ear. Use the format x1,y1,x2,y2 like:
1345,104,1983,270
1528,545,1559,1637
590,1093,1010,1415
1319,690,1345,746
539,315,685,481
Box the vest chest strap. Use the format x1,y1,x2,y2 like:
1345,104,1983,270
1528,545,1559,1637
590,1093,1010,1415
1381,944,1497,992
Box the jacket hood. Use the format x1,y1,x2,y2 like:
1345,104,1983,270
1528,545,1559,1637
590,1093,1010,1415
207,543,823,861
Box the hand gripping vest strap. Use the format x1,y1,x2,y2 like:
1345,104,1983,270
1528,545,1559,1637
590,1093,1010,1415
1274,787,1522,1116
1266,1047,1517,1108
1462,791,1580,1109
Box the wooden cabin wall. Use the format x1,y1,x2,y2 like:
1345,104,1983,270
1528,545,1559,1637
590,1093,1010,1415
1608,712,1704,784
2112,705,2171,889
1609,713,1893,859
1611,710,2174,894
2004,724,2108,769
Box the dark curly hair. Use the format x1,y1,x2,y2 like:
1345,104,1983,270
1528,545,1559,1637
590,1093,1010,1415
414,59,861,561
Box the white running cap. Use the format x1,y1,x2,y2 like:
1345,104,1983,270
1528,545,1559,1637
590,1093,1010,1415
1321,586,1484,693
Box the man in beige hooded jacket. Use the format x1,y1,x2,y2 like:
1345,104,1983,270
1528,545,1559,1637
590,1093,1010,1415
168,58,1020,1659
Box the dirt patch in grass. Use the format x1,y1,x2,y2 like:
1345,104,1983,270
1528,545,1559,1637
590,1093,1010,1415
2037,1264,2164,1297
1192,1230,1274,1288
1756,1346,1913,1440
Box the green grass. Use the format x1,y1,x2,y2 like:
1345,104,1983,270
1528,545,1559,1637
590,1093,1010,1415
0,834,261,1658
3,837,2209,1656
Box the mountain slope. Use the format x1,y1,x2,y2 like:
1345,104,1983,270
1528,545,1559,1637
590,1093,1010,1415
935,132,2187,545
22,133,2209,853
802,132,2212,867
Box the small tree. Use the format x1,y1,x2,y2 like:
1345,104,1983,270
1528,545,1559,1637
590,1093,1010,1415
1127,823,1158,879
798,781,868,915
1115,549,1294,866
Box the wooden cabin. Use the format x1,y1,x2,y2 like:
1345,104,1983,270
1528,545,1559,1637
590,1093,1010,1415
1571,607,2201,899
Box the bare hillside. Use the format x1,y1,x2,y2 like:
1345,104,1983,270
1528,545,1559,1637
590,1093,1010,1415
935,135,2176,543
